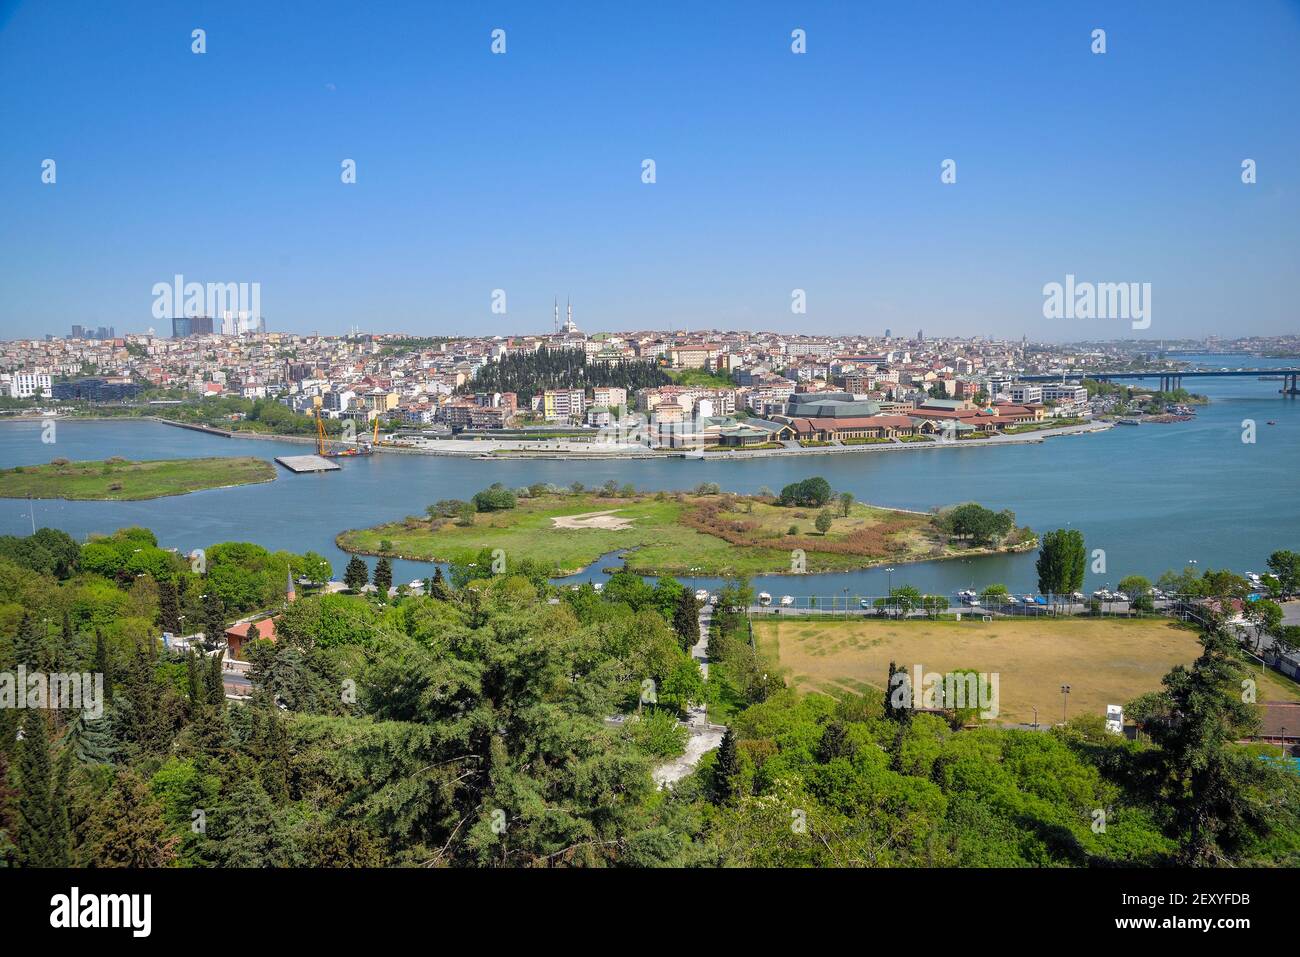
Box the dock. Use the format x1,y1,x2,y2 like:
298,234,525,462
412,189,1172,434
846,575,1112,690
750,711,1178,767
274,455,341,473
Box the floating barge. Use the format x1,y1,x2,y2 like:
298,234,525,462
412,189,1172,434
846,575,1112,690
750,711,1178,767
274,455,341,473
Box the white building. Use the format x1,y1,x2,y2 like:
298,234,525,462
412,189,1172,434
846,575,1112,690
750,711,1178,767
9,372,52,399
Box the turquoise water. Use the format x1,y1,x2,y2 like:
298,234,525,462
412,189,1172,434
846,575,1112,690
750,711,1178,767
1,355,1295,598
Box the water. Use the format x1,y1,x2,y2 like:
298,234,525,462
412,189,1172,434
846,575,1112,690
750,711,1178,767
1,354,1295,598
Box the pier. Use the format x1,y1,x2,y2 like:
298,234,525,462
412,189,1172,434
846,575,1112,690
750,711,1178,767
274,455,341,473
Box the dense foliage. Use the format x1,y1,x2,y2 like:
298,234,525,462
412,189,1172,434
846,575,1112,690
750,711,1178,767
461,348,670,405
2,524,1297,869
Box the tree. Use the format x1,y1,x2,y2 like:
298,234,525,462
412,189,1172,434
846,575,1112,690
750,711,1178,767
713,727,739,804
1265,549,1300,596
1118,575,1154,613
1036,529,1085,599
1129,621,1281,865
939,502,1016,546
672,589,700,653
980,584,1010,606
429,566,450,600
472,483,517,512
343,556,369,592
839,492,854,517
94,630,114,702
201,588,227,648
777,477,833,508
15,709,56,867
373,557,393,596
158,577,182,633
86,770,179,867
815,509,833,535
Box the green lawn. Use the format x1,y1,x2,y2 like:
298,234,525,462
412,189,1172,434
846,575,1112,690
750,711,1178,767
337,491,1018,577
0,456,275,501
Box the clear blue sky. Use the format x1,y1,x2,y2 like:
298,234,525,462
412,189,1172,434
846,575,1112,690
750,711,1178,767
1,0,1298,340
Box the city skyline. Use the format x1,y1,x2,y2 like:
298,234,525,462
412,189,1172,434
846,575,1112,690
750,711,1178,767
2,1,1298,340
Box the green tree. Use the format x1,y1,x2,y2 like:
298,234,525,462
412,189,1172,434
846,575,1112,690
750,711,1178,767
1129,621,1280,865
15,709,56,867
343,556,369,592
1265,549,1300,595
1036,529,1085,599
815,509,834,535
1118,575,1154,613
86,770,179,867
777,477,833,508
713,727,739,804
672,588,700,653
838,491,854,517
373,557,393,596
158,577,182,633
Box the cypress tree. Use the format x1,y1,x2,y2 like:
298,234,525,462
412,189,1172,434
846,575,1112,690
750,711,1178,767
158,577,182,633
713,727,739,804
673,589,700,653
343,556,369,592
49,748,71,867
374,557,393,596
430,566,450,600
16,709,55,867
94,630,113,702
201,590,227,649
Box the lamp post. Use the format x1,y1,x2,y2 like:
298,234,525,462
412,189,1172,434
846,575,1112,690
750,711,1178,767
843,587,849,620
1060,684,1071,723
885,567,896,618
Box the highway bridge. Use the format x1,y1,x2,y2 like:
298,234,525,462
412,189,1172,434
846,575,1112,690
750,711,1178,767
1020,369,1300,394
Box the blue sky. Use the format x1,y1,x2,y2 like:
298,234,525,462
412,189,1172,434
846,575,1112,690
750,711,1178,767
1,0,1298,340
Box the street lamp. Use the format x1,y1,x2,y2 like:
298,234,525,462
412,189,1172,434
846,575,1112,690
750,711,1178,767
843,587,849,620
885,567,896,618
1060,684,1071,723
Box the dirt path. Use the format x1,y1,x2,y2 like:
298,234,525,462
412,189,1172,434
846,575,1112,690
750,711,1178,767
550,509,633,530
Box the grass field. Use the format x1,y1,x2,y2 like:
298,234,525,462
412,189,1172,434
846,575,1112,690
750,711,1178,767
752,616,1300,724
0,456,275,501
337,491,1015,577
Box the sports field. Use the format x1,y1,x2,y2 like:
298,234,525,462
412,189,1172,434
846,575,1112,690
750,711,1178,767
753,616,1300,724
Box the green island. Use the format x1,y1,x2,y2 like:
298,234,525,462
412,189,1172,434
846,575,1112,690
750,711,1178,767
0,455,275,501
337,478,1036,576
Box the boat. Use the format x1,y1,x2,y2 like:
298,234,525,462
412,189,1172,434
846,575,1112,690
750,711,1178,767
1116,418,1142,426
1267,420,1278,426
758,592,772,606
694,588,709,602
779,595,795,607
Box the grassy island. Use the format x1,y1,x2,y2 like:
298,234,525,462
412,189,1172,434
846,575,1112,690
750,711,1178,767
0,456,276,501
338,483,1036,577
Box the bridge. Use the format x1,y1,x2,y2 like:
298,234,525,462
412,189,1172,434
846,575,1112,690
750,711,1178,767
1020,369,1300,395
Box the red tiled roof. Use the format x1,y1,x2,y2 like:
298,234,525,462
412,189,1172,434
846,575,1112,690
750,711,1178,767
225,618,278,641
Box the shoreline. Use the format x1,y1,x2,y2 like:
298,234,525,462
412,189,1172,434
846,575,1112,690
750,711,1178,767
0,414,1111,459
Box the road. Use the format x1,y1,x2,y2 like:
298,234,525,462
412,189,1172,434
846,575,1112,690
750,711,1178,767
652,598,725,788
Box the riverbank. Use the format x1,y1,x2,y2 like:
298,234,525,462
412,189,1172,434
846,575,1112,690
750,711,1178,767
2,414,1111,460
0,455,276,501
349,419,1113,460
336,490,1035,577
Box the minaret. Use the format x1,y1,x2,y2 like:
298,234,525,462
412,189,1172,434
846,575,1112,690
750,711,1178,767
553,297,559,334
286,567,296,603
567,297,572,332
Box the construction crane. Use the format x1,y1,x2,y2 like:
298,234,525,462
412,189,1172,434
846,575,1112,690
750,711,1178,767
311,398,372,458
